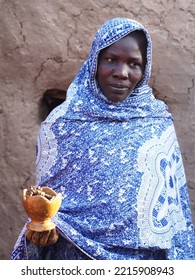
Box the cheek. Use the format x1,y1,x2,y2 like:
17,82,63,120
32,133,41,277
97,67,105,81
97,64,111,80
131,70,143,83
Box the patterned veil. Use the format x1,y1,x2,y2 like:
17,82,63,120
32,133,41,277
11,18,195,260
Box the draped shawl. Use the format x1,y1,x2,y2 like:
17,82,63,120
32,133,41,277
11,17,195,260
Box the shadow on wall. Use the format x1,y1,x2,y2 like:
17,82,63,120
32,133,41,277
39,88,66,122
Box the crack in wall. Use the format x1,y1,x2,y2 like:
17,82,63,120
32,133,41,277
34,56,68,84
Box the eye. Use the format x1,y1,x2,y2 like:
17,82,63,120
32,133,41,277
106,57,116,63
129,61,142,69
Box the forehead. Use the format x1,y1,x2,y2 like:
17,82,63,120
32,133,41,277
101,35,142,56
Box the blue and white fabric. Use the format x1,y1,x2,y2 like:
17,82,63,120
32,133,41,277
11,17,195,260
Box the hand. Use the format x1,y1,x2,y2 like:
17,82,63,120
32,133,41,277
25,227,59,247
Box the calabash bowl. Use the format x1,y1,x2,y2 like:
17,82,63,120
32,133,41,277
22,187,62,232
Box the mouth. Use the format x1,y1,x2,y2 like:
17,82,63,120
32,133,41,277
108,84,129,93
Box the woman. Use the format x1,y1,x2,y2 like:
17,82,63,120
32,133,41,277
11,17,195,260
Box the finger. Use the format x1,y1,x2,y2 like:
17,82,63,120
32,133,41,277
25,229,34,241
47,228,59,246
39,230,50,247
31,231,41,245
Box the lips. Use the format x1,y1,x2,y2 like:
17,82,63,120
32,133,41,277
108,84,130,93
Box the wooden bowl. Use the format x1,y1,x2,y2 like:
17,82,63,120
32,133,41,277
22,187,62,232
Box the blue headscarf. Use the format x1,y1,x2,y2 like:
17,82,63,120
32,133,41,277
11,18,195,260
43,17,170,124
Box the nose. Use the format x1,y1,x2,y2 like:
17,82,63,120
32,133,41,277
113,63,129,79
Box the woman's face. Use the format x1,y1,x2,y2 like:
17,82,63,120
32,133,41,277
96,35,145,102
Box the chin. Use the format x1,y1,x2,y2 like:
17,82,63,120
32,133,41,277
110,94,131,103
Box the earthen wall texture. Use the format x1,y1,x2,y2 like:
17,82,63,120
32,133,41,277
0,0,194,259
